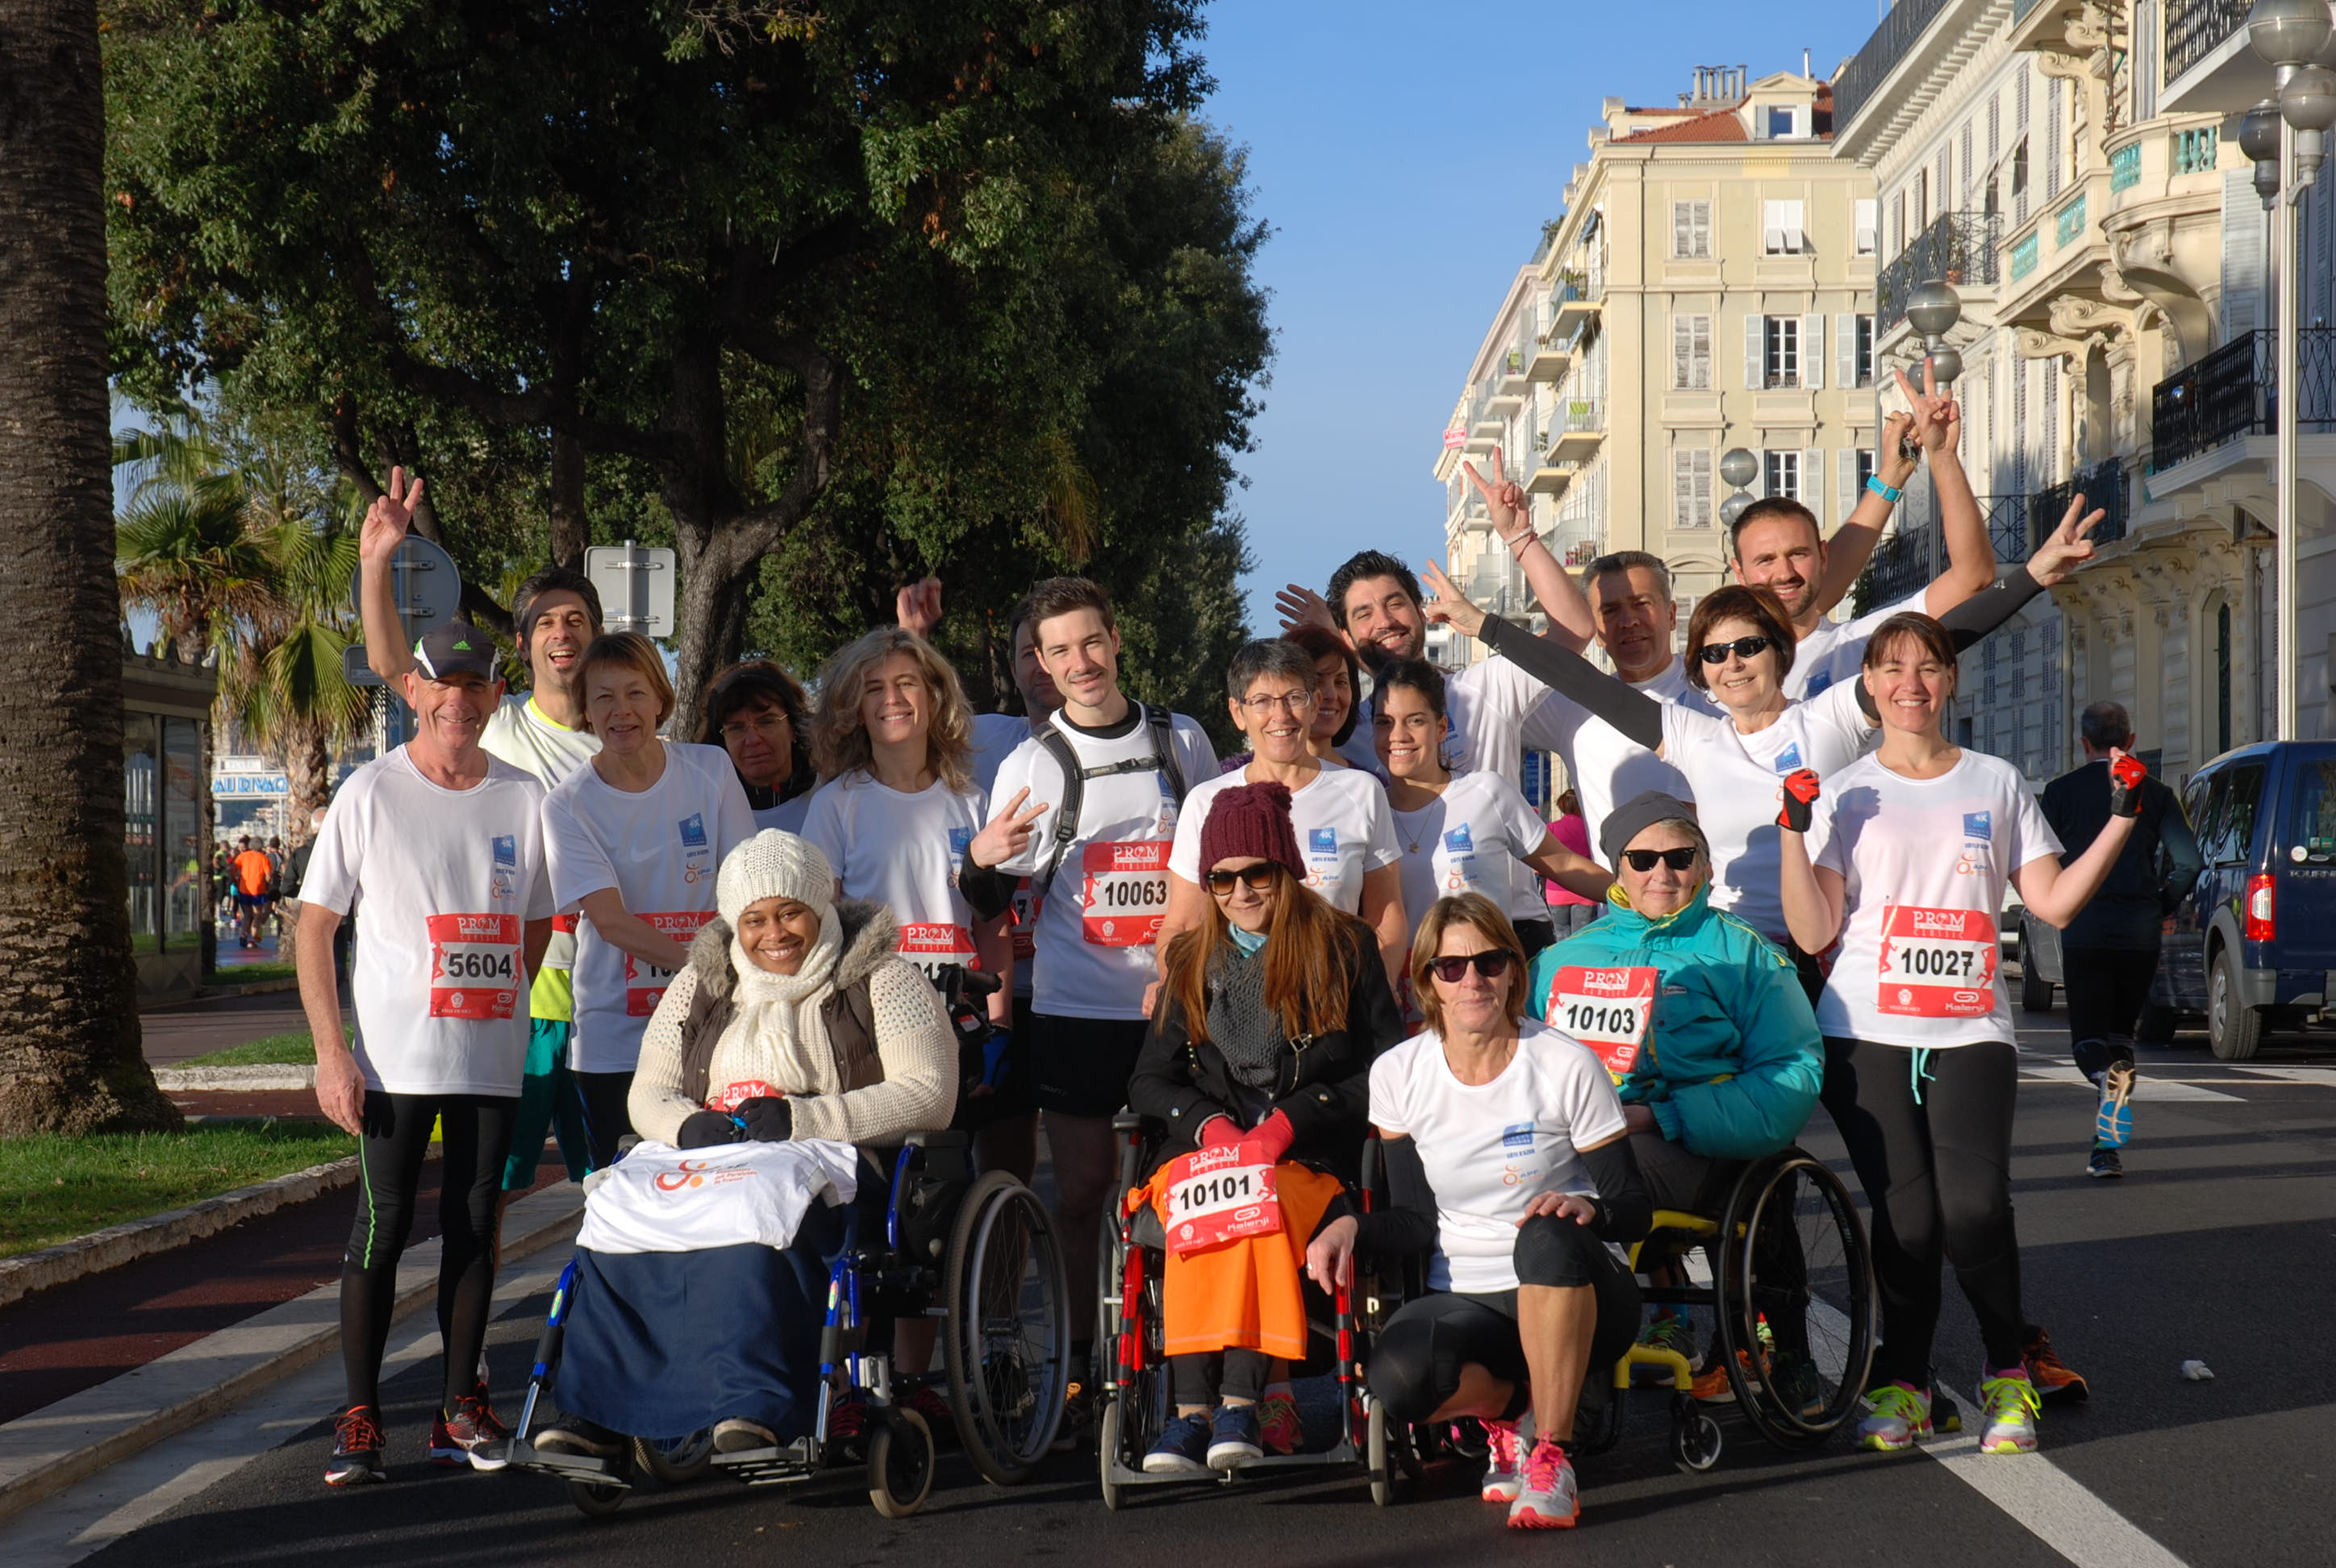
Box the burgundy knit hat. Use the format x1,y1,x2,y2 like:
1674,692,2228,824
1199,782,1306,879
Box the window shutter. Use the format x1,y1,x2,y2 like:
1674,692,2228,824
1674,314,1692,388
1838,448,1858,523
2046,78,2063,198
1802,314,1825,390
1785,198,1806,252
2222,168,2264,339
1692,315,1711,388
1836,313,1858,387
1694,449,1712,527
1854,198,1877,255
1802,448,1825,518
1673,201,1691,258
1696,202,1711,257
1746,314,1766,389
1673,449,1700,528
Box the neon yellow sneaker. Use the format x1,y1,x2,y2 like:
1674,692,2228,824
1856,1381,1933,1451
1976,1372,2041,1454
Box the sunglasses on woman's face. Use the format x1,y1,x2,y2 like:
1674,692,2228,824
1203,865,1280,895
1427,950,1517,983
1696,634,1775,665
1622,846,1700,872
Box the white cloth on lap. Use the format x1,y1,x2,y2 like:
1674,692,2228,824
577,1138,861,1256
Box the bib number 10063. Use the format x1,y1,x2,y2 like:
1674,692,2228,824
1081,840,1170,947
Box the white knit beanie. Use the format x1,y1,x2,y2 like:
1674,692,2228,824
715,830,836,926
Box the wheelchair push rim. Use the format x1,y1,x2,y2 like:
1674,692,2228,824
1712,1150,1877,1449
943,1169,1072,1484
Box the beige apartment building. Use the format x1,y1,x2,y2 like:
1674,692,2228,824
1438,64,1882,678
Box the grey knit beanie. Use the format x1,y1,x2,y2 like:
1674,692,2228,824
715,830,836,925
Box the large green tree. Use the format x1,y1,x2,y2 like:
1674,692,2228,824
104,0,1267,739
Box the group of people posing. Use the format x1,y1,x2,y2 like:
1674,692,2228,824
295,370,2152,1533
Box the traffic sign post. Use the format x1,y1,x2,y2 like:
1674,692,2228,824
586,540,676,637
344,535,462,749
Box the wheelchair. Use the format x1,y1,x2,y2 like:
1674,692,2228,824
1579,1145,1876,1474
1095,1113,1456,1508
507,1129,1070,1519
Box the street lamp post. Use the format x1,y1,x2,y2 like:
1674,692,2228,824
1718,446,1758,528
2247,0,2336,741
1902,281,1965,575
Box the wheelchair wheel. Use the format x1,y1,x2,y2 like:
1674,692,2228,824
1098,1396,1128,1511
1669,1392,1722,1473
1575,1377,1626,1458
566,1478,628,1517
1713,1151,1876,1451
632,1430,715,1486
867,1407,936,1519
1366,1399,1400,1507
943,1170,1071,1484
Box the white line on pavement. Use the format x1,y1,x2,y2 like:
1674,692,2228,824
2015,1065,2243,1102
2232,1065,2336,1086
1927,1427,2188,1568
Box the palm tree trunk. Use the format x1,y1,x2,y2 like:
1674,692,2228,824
283,719,333,840
0,0,178,1133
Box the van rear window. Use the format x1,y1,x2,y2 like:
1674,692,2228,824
2289,758,2336,864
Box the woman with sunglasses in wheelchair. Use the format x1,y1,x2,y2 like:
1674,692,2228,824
1308,892,1651,1532
1126,781,1405,1474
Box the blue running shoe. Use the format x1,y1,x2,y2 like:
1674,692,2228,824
1207,1403,1263,1471
2095,1061,2135,1148
1142,1412,1212,1475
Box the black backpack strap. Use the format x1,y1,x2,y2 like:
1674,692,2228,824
1032,706,1191,899
1146,704,1190,805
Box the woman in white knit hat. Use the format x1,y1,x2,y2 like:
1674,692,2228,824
534,829,954,1461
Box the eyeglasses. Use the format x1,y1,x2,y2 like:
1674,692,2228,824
720,711,790,740
1203,865,1281,895
1239,691,1317,716
1696,635,1776,665
1622,846,1700,872
1426,950,1518,983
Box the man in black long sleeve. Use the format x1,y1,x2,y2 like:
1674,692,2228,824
2040,702,2205,1180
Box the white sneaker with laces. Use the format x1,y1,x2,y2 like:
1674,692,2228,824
1479,1418,1524,1503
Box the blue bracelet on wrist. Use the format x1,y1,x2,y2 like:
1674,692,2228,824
1865,474,1904,505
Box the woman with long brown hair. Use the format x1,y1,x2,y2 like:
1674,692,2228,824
1125,782,1405,1473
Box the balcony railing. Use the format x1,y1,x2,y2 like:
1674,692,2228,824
2166,0,2248,83
1878,212,2004,335
2151,328,2336,471
1855,521,1936,614
1835,0,1955,132
2031,457,2130,549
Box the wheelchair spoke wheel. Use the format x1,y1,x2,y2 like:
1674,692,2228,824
566,1478,629,1517
867,1407,936,1518
944,1170,1070,1485
1715,1152,1875,1449
632,1429,715,1485
1670,1393,1723,1473
1366,1399,1401,1507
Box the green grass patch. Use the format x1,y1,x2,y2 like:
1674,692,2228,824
178,1029,328,1068
0,1120,357,1260
202,960,297,986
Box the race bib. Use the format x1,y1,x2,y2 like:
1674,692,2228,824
427,912,522,1021
625,909,717,1016
1081,840,1170,946
1010,882,1038,963
1161,1145,1283,1255
708,1078,785,1114
1546,965,1658,1076
1876,905,1998,1019
898,921,981,978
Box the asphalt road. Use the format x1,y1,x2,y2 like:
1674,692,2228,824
23,1008,2336,1568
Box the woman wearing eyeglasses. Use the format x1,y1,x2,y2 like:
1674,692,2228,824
1127,781,1405,1472
1306,891,1649,1532
1161,639,1407,995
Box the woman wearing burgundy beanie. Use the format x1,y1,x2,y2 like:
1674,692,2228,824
1126,780,1407,1474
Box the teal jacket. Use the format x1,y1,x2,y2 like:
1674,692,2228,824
1526,884,1821,1161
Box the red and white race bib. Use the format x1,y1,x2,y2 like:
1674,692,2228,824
1081,840,1170,947
1010,882,1038,963
428,913,522,1020
625,910,717,1016
1875,905,1998,1019
1546,965,1658,1076
897,921,980,977
1160,1145,1283,1255
708,1078,785,1114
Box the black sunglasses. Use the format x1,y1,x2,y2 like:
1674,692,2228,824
1622,846,1700,872
1426,950,1518,983
1203,865,1281,895
1696,634,1776,665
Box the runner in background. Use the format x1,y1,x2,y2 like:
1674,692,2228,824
701,661,817,832
543,632,756,1169
230,836,274,949
1544,790,1600,939
295,622,554,1485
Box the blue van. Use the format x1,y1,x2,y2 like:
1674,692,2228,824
2146,740,2336,1058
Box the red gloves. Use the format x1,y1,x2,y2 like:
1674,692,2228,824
1196,1115,1245,1150
2109,749,2148,819
1778,768,1822,832
1244,1110,1296,1165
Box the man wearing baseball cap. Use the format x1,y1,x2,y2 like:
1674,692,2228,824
298,619,557,1485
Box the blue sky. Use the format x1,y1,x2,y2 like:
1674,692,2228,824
1199,0,1888,630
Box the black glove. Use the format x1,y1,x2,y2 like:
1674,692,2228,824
2109,752,2147,819
737,1095,794,1142
676,1110,736,1149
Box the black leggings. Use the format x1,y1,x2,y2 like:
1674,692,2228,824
342,1092,517,1413
2063,947,2159,1082
1171,1349,1274,1409
1369,1215,1641,1424
1818,1037,2024,1384
573,1070,635,1172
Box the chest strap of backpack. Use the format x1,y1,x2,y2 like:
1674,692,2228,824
1033,704,1189,901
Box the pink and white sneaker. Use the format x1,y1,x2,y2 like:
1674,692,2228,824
1508,1437,1580,1529
1479,1418,1524,1503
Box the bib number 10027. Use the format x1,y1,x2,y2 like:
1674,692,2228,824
1875,905,1997,1019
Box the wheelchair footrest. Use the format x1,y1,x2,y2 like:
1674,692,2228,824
711,1440,821,1486
510,1441,630,1487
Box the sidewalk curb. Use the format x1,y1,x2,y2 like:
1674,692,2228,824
0,1183,586,1526
0,1157,358,1311
152,1065,319,1091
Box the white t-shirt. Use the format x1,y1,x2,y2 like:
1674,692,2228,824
1787,589,1928,701
1660,680,1873,943
482,693,599,787
1368,1020,1629,1293
1520,660,1697,849
801,771,988,978
1388,770,1554,932
971,711,1038,796
1339,652,1549,785
543,741,758,1073
1169,765,1397,916
987,705,1220,1020
301,749,555,1096
1807,749,2061,1048
753,794,811,836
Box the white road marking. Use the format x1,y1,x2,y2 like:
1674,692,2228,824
1927,1427,2188,1568
2016,1065,2243,1102
2232,1065,2336,1086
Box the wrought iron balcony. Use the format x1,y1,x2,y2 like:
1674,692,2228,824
2031,457,2130,550
2151,328,2336,472
1878,212,2002,336
1854,521,1935,614
2165,0,2248,83
1834,0,1955,132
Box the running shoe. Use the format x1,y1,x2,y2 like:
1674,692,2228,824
1479,1417,1525,1502
535,1415,624,1459
1141,1412,1212,1475
1206,1403,1262,1470
2087,1144,2124,1179
1636,1309,1696,1363
325,1404,386,1487
436,1386,511,1472
1050,1381,1091,1453
1930,1384,1963,1433
1976,1371,2042,1454
1507,1437,1579,1530
1856,1381,1933,1451
827,1395,870,1450
1768,1351,1828,1422
1256,1389,1302,1455
2095,1061,2137,1149
902,1384,957,1445
2023,1328,2090,1404
1691,1349,1760,1403
712,1416,776,1453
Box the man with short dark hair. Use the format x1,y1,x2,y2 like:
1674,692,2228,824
2040,701,2203,1180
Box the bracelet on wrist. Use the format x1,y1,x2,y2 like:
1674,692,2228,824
1865,474,1905,505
